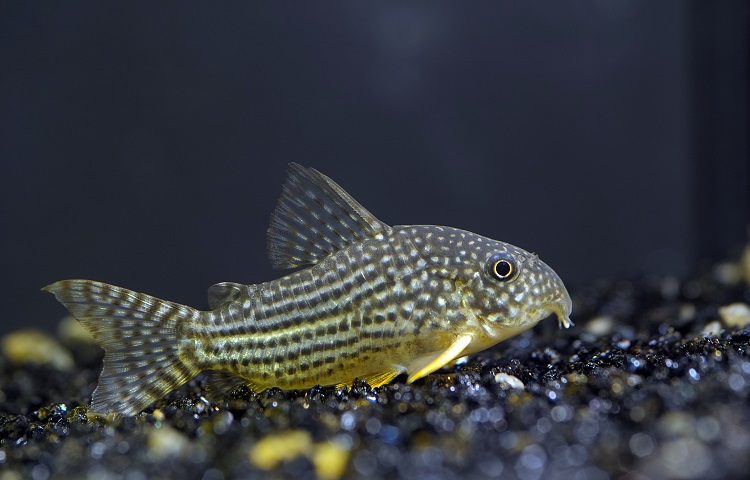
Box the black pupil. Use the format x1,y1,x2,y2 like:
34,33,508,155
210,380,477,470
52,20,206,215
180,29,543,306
494,260,512,278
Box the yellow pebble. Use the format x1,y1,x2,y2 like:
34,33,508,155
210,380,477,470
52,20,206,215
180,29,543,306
565,372,588,384
1,329,74,371
249,430,313,470
313,442,350,480
719,302,750,328
57,315,95,344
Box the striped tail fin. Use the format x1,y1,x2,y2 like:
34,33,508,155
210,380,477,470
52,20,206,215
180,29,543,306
43,279,202,415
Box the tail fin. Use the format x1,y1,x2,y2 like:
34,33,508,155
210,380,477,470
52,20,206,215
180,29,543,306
43,279,202,415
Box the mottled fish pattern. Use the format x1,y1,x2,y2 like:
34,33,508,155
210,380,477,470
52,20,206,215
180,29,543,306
45,163,572,415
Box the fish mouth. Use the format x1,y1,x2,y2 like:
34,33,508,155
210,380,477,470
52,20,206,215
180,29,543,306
482,292,574,336
485,294,573,333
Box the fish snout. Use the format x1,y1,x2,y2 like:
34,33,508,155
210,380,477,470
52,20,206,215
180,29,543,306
537,260,573,329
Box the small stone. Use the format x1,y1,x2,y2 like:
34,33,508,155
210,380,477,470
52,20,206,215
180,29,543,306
584,316,615,336
249,430,313,471
718,303,750,328
57,316,95,345
700,321,722,338
494,373,525,390
313,441,350,480
147,425,190,460
1,329,74,372
565,372,589,384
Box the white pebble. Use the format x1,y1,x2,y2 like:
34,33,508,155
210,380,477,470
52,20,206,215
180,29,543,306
147,425,190,460
584,316,615,337
494,373,525,390
700,321,722,338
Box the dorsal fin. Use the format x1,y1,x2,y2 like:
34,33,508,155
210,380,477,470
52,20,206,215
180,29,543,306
207,282,245,309
267,163,391,269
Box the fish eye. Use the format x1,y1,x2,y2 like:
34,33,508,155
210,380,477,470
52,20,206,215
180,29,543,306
486,252,516,281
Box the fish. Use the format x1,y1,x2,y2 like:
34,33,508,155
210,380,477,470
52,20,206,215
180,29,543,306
44,163,573,415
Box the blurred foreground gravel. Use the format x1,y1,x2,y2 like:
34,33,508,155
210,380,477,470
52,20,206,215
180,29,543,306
2,247,750,480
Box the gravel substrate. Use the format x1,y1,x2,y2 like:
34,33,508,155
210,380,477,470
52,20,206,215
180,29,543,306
2,252,750,480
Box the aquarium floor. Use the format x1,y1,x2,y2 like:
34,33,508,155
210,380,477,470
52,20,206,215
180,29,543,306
2,263,750,480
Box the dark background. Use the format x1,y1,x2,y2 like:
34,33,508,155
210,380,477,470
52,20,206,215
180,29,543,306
1,1,748,336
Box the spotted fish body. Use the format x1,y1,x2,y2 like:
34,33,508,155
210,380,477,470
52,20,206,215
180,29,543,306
45,164,572,415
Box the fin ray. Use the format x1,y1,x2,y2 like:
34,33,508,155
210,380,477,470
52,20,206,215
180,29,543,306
204,371,248,399
335,366,406,389
406,335,473,384
267,163,391,269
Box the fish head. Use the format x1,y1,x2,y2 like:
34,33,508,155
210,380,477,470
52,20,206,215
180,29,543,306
462,236,573,339
406,226,572,341
483,247,570,326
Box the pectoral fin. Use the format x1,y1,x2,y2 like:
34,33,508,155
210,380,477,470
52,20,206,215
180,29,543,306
207,282,245,309
205,371,267,400
204,372,247,399
406,335,473,384
335,366,406,389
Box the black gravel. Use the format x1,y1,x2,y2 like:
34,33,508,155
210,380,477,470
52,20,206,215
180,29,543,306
2,261,750,480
